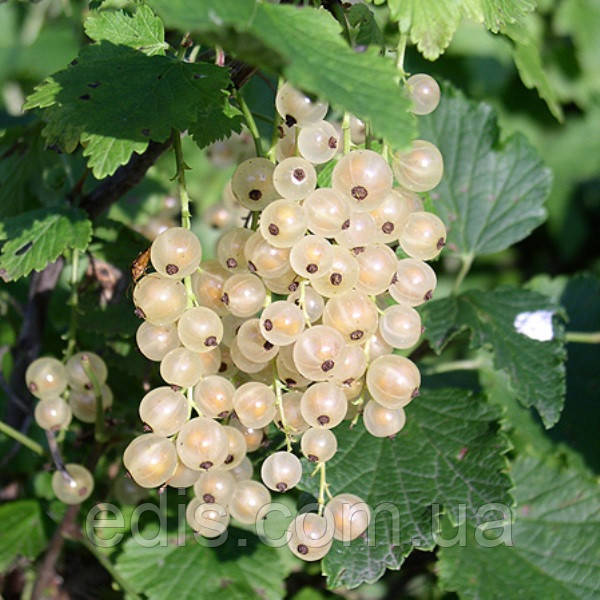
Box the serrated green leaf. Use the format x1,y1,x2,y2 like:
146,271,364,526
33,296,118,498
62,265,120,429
438,454,600,599
147,0,416,150
189,95,244,149
388,0,536,60
0,208,92,281
347,4,384,47
83,5,168,56
24,43,232,178
420,287,566,427
298,388,511,589
115,526,291,600
0,500,47,571
503,22,563,121
419,83,551,257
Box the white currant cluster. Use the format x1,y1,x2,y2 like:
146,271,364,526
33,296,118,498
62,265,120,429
125,73,444,558
26,352,110,504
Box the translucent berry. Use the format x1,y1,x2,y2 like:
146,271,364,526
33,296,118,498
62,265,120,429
298,120,340,164
26,357,67,399
392,140,443,192
259,199,307,249
52,463,94,505
332,150,393,211
273,157,317,201
231,158,278,210
150,227,202,279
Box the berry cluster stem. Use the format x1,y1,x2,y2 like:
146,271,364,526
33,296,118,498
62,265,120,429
272,367,293,452
46,429,77,486
81,355,108,443
235,88,264,158
172,130,192,230
315,462,332,515
299,280,312,328
268,77,284,163
172,129,199,307
342,112,351,155
396,31,408,80
0,419,44,456
64,248,80,360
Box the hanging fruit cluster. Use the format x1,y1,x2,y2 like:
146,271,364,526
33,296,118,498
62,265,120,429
26,72,444,558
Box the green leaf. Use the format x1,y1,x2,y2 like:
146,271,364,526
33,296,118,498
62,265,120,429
115,526,291,600
420,287,566,427
419,83,551,257
188,94,244,149
0,208,92,281
438,454,600,599
388,0,536,60
347,4,384,47
147,0,416,150
503,22,563,121
83,5,169,56
0,500,47,571
24,43,233,178
298,388,512,589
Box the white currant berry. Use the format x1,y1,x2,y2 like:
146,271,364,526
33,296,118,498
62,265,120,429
273,157,317,201
275,82,328,127
406,73,441,115
26,357,68,399
261,451,303,492
138,386,188,436
297,120,340,164
390,258,437,306
366,354,420,408
363,400,406,437
399,211,446,260
136,321,179,361
52,463,94,505
332,150,393,211
392,140,443,192
133,273,187,326
150,227,202,279
231,158,278,210
286,512,334,561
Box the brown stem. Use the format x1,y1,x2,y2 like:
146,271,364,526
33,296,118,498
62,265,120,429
31,504,80,600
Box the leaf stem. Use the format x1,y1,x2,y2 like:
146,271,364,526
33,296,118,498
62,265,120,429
81,355,107,443
452,253,474,295
342,112,351,155
79,534,141,599
396,31,408,79
565,331,600,344
235,88,264,157
421,358,484,375
0,420,44,455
